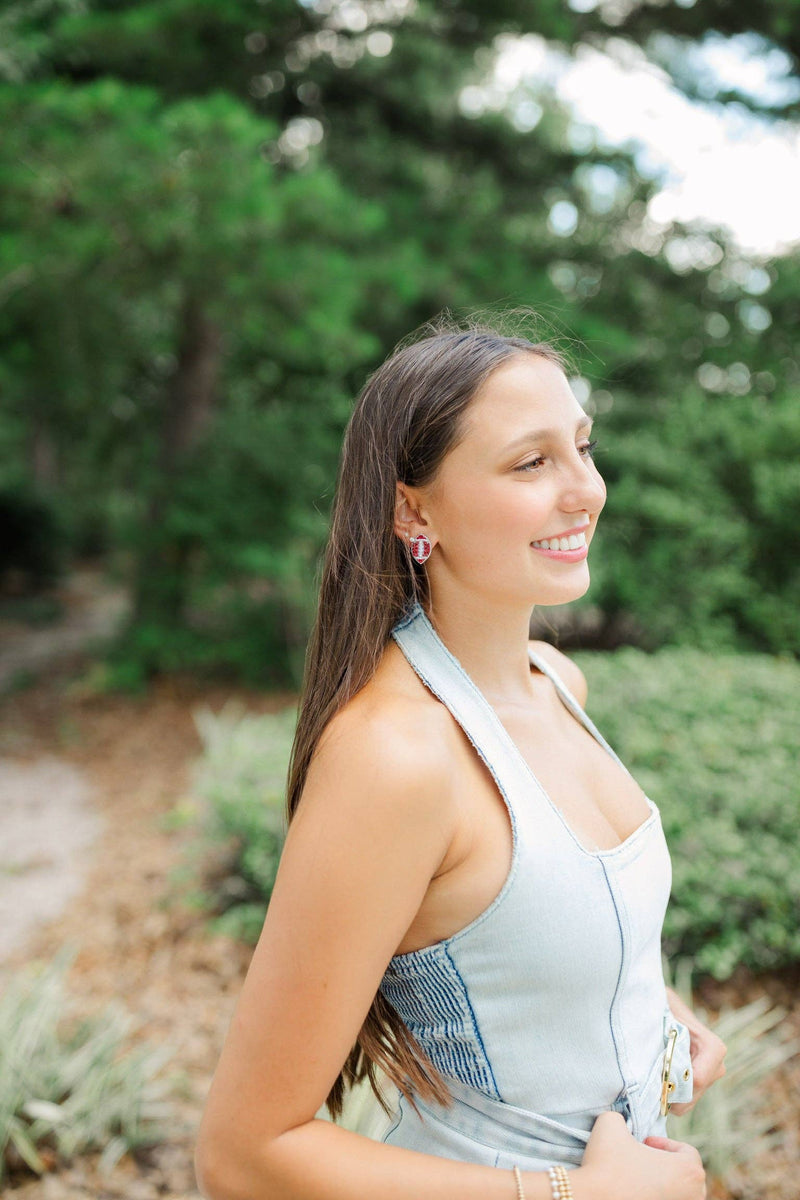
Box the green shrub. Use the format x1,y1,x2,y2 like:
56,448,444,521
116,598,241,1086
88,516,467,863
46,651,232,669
574,647,800,977
191,701,295,941
0,951,171,1180
103,595,303,693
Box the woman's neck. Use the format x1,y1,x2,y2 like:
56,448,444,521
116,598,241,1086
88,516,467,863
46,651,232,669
424,591,537,707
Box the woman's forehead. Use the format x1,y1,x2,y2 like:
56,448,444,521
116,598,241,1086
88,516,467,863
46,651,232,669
463,355,581,438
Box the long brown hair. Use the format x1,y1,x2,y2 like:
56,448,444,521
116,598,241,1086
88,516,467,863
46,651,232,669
286,315,566,1119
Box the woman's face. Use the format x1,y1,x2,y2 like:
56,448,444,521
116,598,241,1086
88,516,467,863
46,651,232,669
416,353,607,608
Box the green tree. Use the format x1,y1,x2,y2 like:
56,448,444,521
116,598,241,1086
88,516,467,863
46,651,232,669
1,0,797,673
0,77,382,670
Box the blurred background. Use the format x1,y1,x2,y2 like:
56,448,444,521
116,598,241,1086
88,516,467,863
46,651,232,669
0,1,798,1198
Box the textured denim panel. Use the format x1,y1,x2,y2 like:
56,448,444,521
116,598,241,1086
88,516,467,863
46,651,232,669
379,945,501,1100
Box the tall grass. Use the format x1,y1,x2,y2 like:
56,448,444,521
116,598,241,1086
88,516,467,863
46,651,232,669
0,950,172,1180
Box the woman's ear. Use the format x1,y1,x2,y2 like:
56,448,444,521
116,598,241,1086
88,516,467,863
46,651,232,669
394,483,436,548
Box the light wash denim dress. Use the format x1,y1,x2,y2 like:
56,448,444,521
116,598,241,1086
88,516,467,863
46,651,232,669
355,601,693,1172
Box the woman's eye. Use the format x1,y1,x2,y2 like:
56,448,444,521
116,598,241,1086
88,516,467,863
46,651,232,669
515,440,598,474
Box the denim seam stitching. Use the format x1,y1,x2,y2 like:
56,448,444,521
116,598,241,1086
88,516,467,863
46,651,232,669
444,944,503,1101
599,857,630,1106
392,606,418,632
381,1093,405,1143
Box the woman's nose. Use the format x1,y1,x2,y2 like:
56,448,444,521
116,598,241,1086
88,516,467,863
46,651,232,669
562,456,606,514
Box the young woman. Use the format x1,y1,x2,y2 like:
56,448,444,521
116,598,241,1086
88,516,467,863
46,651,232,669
195,322,726,1200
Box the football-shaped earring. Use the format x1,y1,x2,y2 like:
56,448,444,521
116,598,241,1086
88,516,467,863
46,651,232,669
409,533,433,564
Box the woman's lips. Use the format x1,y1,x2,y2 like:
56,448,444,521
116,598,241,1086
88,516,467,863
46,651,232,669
531,542,588,562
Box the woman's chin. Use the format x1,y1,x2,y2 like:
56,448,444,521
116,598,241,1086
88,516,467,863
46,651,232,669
531,572,591,607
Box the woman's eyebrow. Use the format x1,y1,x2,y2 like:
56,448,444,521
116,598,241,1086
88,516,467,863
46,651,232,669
502,415,594,454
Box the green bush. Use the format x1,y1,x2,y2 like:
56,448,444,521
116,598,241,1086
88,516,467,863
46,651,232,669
191,649,800,980
191,700,295,942
104,594,303,693
0,951,171,1180
574,647,800,977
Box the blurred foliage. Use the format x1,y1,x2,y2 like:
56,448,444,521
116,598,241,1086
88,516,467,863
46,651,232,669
0,0,798,680
575,646,800,978
665,960,800,1183
188,646,800,979
189,700,295,942
0,950,172,1181
0,486,67,594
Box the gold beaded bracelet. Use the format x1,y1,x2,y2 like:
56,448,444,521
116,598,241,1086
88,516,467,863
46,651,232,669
511,1165,526,1200
547,1164,574,1200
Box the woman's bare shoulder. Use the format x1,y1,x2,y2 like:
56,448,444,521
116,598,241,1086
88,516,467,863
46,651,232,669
306,641,458,829
529,639,588,707
318,640,455,766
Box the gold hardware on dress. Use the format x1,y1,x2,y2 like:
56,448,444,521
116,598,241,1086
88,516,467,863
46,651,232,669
660,1027,678,1116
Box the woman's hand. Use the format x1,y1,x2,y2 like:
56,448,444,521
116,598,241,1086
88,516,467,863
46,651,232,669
574,1111,706,1200
665,986,727,1115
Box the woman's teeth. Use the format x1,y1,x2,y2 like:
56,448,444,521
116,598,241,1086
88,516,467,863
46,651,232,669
532,531,587,551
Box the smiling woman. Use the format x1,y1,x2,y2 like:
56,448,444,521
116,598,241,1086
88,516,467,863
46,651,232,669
195,318,722,1200
400,355,606,611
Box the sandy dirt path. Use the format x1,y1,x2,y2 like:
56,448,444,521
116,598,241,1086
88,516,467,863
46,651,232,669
0,568,129,694
0,756,102,971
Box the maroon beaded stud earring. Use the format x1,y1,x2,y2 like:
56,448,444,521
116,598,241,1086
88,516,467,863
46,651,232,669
408,533,432,564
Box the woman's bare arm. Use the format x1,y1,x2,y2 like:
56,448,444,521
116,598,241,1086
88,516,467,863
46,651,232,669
194,702,704,1200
